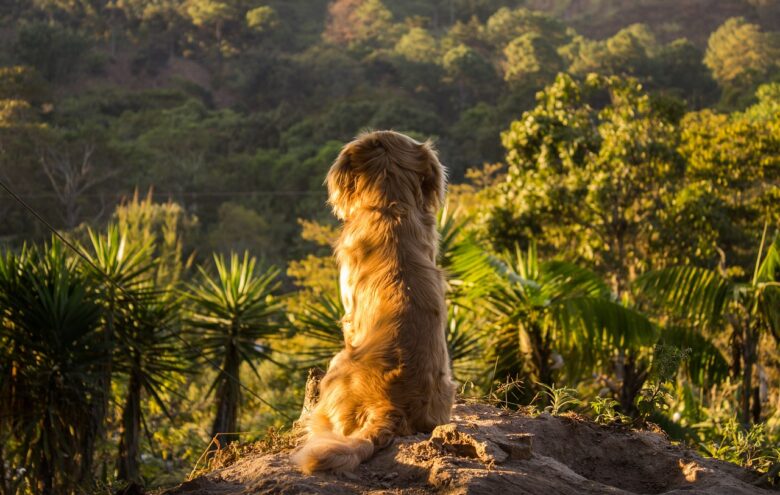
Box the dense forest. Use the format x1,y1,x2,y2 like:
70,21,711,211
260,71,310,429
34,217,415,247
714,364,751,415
0,0,779,493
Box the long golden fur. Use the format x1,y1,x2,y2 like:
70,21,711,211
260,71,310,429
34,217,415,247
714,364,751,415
292,130,456,474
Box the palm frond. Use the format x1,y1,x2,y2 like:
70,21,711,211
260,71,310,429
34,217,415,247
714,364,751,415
753,231,779,285
635,266,731,328
555,296,658,353
293,292,344,357
447,303,486,381
437,202,469,271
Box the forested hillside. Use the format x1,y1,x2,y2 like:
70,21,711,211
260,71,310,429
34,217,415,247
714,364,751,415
1,0,779,262
0,1,779,494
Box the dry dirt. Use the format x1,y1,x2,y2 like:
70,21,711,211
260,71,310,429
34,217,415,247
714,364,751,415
166,403,774,495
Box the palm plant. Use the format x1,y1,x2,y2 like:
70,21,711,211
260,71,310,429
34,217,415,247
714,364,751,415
184,252,283,444
450,241,658,405
0,241,104,495
113,287,187,485
79,225,157,483
636,227,780,425
438,206,490,383
292,292,344,367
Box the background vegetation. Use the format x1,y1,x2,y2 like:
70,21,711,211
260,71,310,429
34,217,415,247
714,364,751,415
0,0,779,493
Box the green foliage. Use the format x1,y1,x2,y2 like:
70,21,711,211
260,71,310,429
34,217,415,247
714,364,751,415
704,17,780,89
0,240,104,494
245,6,278,32
14,22,88,81
502,33,564,86
539,383,580,415
496,73,683,289
1,0,780,491
635,345,690,423
701,417,780,473
394,27,439,63
291,292,344,366
450,240,656,395
590,396,627,424
184,252,283,441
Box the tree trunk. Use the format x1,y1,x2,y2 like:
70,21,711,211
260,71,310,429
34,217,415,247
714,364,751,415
618,351,648,417
210,344,241,448
530,327,553,388
37,448,53,495
117,367,142,483
729,330,742,378
751,386,761,424
38,390,55,495
741,325,757,427
215,20,224,82
299,367,325,421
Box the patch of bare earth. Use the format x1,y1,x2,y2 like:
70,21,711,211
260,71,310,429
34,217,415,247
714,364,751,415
166,403,772,495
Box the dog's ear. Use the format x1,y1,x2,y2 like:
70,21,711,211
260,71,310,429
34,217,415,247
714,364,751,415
326,147,354,220
420,140,446,211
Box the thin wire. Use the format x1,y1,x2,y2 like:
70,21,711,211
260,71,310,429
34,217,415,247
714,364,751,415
0,178,294,421
0,190,324,199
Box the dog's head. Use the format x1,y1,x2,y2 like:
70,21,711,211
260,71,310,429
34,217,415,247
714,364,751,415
326,130,446,220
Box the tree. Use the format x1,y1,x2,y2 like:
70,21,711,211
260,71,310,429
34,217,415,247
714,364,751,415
323,0,397,49
565,24,657,79
496,73,683,294
490,74,694,412
78,225,157,484
704,17,780,90
185,252,283,445
0,241,104,494
79,218,189,486
678,84,780,269
246,5,278,32
394,27,439,63
637,229,780,425
183,0,235,70
39,141,117,228
14,22,88,81
483,7,570,49
441,43,497,107
502,32,563,87
114,287,184,485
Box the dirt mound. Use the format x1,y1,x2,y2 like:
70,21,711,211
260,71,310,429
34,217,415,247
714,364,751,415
166,403,772,495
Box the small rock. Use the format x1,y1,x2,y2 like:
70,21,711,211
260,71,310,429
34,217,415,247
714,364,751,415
429,423,509,465
495,433,534,460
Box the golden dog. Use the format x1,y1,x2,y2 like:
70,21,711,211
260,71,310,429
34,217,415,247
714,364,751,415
293,130,456,474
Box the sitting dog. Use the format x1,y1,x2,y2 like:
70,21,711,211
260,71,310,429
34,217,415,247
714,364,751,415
293,130,456,474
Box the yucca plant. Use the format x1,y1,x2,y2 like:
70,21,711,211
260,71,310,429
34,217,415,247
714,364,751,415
78,224,157,483
0,240,104,495
292,292,344,367
113,287,187,485
184,252,283,444
636,227,780,425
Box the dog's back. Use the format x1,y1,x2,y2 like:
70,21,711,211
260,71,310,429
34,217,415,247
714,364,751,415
293,131,456,474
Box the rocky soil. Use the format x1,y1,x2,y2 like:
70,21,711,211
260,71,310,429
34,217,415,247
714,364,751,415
166,403,775,495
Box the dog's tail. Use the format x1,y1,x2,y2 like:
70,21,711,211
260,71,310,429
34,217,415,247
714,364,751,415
292,430,374,474
293,397,399,474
